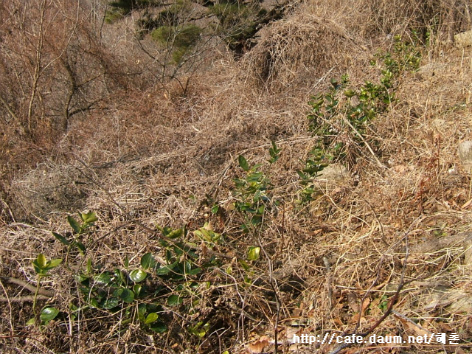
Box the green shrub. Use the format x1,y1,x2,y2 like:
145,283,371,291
152,24,202,48
210,3,251,28
233,142,280,234
136,1,191,35
106,0,159,23
50,218,224,335
209,2,264,50
151,25,173,43
109,0,159,14
151,24,202,63
298,37,422,203
233,155,272,233
105,10,125,24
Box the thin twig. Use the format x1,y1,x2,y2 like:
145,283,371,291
392,310,434,335
0,276,54,297
73,158,127,214
341,116,387,169
0,277,14,332
258,238,281,354
0,295,51,303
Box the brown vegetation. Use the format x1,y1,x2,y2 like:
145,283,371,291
1,0,472,353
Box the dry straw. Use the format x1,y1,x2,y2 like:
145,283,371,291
1,0,472,352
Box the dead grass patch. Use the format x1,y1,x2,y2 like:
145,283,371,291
2,0,472,353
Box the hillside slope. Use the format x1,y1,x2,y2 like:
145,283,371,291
1,0,472,353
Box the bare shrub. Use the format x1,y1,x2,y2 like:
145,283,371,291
358,0,472,39
0,0,133,155
242,0,472,92
241,8,369,91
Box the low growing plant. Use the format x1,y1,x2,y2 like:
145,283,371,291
298,37,422,203
46,193,277,345
233,142,280,233
52,211,98,256
52,217,235,337
28,253,62,325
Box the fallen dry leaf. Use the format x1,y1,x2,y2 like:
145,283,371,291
394,312,432,337
247,336,270,354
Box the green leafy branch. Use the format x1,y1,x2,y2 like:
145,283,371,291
233,154,274,233
299,37,421,203
29,253,62,326
53,211,98,255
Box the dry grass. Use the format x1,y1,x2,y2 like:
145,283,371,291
2,0,472,353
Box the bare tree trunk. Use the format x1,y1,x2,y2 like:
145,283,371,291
27,0,47,138
62,58,77,132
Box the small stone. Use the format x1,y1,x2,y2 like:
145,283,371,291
314,163,351,190
455,30,472,48
458,141,472,172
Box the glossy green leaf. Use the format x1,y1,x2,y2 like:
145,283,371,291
102,297,119,310
40,307,59,324
188,321,210,338
52,232,70,245
156,265,171,275
165,249,173,262
94,273,112,285
239,259,250,271
68,215,81,234
190,328,206,338
344,89,356,98
133,284,142,297
187,267,201,275
76,273,90,284
69,303,79,312
140,253,155,270
251,215,262,225
72,241,85,255
46,258,62,270
36,254,47,268
144,312,159,325
150,322,168,333
167,294,182,306
114,269,125,285
195,228,210,242
129,269,147,283
137,303,147,321
173,245,184,256
211,204,219,214
167,228,183,239
32,263,43,275
238,155,249,171
116,288,135,303
268,140,281,163
86,258,93,274
247,246,260,261
80,211,98,224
